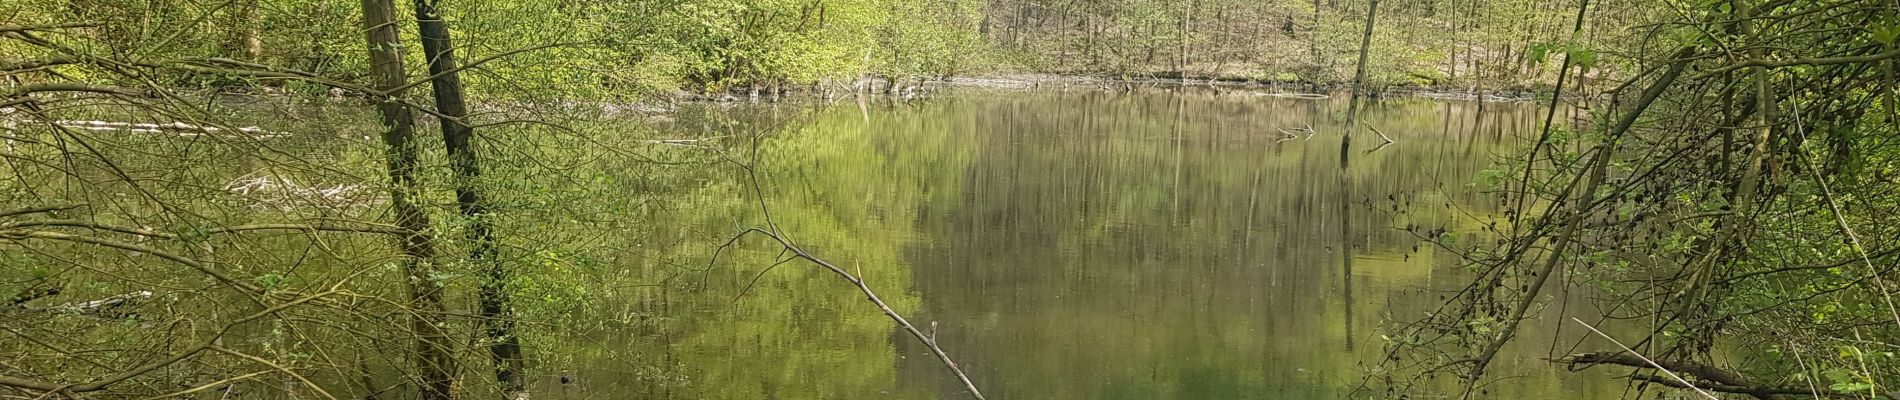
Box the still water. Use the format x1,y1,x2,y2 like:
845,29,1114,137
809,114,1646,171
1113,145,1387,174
548,89,1629,399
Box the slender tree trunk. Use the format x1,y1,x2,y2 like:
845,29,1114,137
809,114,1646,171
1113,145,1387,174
979,0,992,38
1446,0,1459,81
1340,0,1379,148
1732,6,1774,225
1513,0,1592,226
1334,0,1378,354
409,1,527,399
1310,0,1323,67
1688,0,1778,307
359,1,458,399
227,0,263,60
1178,0,1194,73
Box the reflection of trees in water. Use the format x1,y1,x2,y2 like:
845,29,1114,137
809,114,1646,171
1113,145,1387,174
398,91,1585,400
885,91,1583,399
539,103,980,400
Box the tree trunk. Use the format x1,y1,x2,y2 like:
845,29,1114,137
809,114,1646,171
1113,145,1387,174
1340,0,1379,146
1178,0,1194,73
1309,0,1322,67
227,0,263,60
410,1,528,399
358,1,458,399
1518,0,1593,216
1688,0,1778,308
1446,0,1458,80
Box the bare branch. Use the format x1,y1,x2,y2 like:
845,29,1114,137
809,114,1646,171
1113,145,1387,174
0,204,85,219
2,83,148,98
1554,350,1854,399
0,22,102,34
206,347,338,400
0,230,259,292
1569,318,1719,399
1692,48,1900,80
715,227,989,400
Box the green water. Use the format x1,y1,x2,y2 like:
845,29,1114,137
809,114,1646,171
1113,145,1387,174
0,88,1635,399
537,89,1631,399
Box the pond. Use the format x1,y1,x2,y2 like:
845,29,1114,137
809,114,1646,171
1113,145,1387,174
537,88,1633,399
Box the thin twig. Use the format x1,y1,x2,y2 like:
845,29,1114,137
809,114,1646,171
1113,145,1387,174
207,347,337,400
133,370,272,400
715,228,989,400
0,204,84,219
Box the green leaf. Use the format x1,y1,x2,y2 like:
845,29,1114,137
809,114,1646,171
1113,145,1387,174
1872,23,1900,44
1569,49,1597,72
254,273,284,290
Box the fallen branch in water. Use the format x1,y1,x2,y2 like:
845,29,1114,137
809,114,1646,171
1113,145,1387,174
1254,92,1330,99
1275,123,1318,142
8,286,60,308
0,22,102,34
0,204,85,219
0,288,341,396
712,228,988,400
1366,141,1393,153
53,120,288,138
1363,123,1394,153
1364,123,1394,145
222,171,379,211
642,135,731,151
708,134,988,400
642,136,729,145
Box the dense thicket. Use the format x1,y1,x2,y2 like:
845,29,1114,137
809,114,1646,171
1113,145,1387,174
1380,0,1900,398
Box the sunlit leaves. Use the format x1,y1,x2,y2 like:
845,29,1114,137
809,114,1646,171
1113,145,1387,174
1870,19,1900,45
254,273,286,290
1568,48,1595,73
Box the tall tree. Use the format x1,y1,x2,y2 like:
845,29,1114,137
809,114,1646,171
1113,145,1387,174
359,0,459,399
224,0,263,60
1340,0,1380,151
410,0,528,398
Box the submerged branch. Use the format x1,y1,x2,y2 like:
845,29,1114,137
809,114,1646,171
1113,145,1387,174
713,228,989,400
1363,123,1395,153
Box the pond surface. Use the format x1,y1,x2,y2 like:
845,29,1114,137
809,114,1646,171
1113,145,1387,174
546,89,1630,399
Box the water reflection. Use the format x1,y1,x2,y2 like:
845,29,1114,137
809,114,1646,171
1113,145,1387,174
555,89,1627,399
